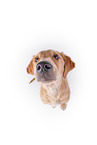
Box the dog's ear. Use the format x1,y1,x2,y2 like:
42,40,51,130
60,52,75,78
27,57,35,75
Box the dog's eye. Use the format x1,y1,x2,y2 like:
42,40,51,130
53,54,59,60
35,57,39,62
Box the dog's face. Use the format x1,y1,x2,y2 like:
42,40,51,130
27,50,75,84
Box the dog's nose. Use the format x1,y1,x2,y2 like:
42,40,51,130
36,61,52,73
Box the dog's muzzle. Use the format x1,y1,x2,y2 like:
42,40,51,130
36,61,52,73
36,61,56,83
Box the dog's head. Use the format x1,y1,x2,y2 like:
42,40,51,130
27,50,75,84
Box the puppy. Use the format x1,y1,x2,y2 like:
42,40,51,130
27,50,75,110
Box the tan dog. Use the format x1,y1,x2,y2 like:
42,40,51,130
27,50,75,110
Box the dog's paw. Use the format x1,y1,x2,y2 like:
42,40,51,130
61,103,67,111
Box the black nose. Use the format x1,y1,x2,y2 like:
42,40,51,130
36,61,52,73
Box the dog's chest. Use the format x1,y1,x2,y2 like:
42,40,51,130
47,85,59,98
44,83,61,101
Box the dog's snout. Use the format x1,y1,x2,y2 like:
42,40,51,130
36,61,52,73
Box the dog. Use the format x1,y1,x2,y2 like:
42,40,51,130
27,50,75,110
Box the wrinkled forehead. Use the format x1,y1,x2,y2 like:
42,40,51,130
37,50,57,58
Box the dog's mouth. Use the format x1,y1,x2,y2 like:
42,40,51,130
37,72,56,83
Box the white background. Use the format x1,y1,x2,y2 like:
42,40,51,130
0,0,97,145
